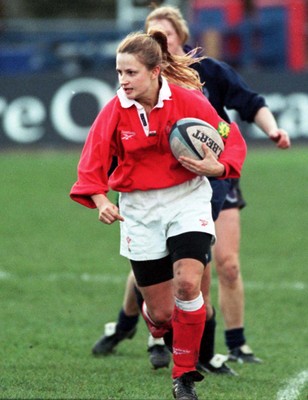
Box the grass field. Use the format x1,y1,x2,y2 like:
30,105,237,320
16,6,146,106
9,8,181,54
0,146,307,400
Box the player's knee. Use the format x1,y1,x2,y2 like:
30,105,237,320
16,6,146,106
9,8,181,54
176,278,197,299
174,269,201,300
174,260,203,300
150,308,173,325
217,256,240,284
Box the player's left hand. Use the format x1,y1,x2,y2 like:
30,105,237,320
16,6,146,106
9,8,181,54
269,128,291,149
179,145,225,177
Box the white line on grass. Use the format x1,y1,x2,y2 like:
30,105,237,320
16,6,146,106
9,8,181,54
0,270,11,280
0,269,306,291
80,273,125,284
277,370,308,400
46,272,127,284
209,278,306,291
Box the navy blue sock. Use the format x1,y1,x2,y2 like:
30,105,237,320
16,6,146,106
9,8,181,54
198,308,216,364
225,328,246,350
117,308,139,332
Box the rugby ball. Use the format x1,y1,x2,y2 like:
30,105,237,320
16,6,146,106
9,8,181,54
169,118,224,160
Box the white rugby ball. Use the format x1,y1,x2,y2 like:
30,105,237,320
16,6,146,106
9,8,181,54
169,117,224,160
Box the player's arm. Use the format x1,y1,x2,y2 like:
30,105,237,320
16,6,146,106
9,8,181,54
91,194,124,225
253,107,291,149
178,121,247,179
217,121,247,179
192,94,247,178
214,61,291,150
70,99,120,209
178,91,246,178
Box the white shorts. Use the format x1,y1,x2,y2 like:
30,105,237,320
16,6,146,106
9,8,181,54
119,176,215,261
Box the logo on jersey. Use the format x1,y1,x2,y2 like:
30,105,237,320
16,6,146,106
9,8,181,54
217,122,230,138
199,219,209,227
121,131,135,140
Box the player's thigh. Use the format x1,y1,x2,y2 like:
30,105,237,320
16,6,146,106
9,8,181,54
214,207,240,265
130,257,174,319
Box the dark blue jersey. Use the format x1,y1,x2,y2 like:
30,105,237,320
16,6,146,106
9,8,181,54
185,47,267,123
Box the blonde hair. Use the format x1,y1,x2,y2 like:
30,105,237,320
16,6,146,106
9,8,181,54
145,5,190,46
117,30,203,91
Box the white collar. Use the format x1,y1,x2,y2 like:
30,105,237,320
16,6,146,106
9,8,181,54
117,76,172,109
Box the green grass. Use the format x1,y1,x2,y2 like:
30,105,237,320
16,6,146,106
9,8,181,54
0,146,307,399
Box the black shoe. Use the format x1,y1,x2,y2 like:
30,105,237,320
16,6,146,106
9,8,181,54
148,334,171,369
228,344,263,364
197,354,238,376
92,322,137,356
172,371,204,400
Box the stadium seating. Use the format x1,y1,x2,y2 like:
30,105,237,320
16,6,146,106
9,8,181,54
189,0,307,71
0,24,130,75
0,0,306,76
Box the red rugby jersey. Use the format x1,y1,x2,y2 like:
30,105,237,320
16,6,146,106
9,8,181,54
70,82,246,209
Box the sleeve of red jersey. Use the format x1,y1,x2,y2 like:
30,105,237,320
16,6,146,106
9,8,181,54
192,91,247,179
218,121,247,179
70,103,118,208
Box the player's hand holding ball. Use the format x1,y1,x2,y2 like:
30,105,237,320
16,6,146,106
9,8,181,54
179,144,225,177
169,117,225,177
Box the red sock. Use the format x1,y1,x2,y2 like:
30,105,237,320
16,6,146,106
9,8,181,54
172,304,206,379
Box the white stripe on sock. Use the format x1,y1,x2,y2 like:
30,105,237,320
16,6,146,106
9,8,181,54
175,292,204,311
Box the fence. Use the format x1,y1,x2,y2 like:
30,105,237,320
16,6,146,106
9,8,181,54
0,69,307,149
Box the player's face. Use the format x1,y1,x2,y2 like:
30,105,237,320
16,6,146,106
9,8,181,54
147,18,183,56
116,53,159,103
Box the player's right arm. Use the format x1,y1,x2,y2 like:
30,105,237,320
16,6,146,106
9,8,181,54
91,194,124,225
190,90,247,179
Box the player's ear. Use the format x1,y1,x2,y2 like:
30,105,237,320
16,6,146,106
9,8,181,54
151,65,161,79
